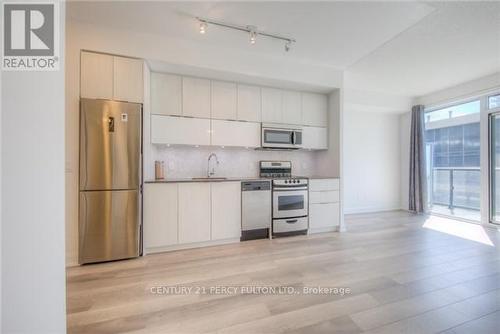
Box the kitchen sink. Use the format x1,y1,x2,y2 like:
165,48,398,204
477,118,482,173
191,177,228,181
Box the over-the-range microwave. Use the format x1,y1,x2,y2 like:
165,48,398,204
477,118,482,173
261,124,303,149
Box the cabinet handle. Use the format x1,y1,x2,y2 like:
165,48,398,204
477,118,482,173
286,219,298,224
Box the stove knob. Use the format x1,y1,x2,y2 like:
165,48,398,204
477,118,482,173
285,180,289,184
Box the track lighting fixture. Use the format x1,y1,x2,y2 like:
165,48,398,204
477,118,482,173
196,17,296,51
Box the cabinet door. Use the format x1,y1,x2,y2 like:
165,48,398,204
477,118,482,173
144,183,178,249
178,183,211,244
309,178,340,191
282,90,302,125
237,84,261,122
302,92,328,126
310,203,340,229
151,73,182,116
80,51,113,99
183,77,211,118
303,126,328,150
211,182,241,240
113,56,144,103
151,115,210,146
211,81,237,120
261,88,283,123
211,120,261,148
309,190,340,204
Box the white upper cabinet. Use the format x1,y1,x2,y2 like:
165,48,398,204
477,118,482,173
261,88,283,123
303,126,328,150
282,90,302,125
211,120,261,148
237,84,261,122
80,51,113,100
113,56,144,103
182,77,211,118
211,81,237,120
151,115,210,146
302,92,328,127
81,51,144,103
178,183,211,244
151,73,182,116
211,182,241,240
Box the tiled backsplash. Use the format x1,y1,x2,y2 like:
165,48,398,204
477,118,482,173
146,145,320,180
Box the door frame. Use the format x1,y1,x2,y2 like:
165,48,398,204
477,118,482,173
486,95,500,226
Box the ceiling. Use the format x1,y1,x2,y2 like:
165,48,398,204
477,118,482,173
345,1,500,97
67,1,500,98
66,1,435,69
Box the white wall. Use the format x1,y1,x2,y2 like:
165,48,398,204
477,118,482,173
343,109,402,214
1,4,66,333
0,37,3,333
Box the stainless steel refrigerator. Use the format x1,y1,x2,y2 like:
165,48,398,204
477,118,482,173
79,99,142,264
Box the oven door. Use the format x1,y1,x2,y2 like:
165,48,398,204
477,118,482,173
273,189,308,219
262,128,297,148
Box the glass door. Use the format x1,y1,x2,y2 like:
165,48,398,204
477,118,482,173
489,112,500,224
424,100,481,222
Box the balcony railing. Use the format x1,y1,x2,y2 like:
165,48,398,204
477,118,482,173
430,167,480,211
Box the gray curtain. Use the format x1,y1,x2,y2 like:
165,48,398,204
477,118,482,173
409,105,427,213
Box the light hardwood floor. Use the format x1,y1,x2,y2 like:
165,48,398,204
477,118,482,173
66,211,500,333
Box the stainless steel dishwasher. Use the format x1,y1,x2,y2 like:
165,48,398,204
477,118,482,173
241,180,272,241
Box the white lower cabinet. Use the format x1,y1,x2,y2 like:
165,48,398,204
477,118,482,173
151,115,211,146
144,183,178,249
310,203,340,230
211,182,241,240
144,181,242,253
309,178,340,233
178,183,211,244
211,119,261,148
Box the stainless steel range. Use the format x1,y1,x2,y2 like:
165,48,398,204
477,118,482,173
260,161,309,237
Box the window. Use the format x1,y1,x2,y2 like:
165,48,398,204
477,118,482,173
489,94,500,109
425,100,480,123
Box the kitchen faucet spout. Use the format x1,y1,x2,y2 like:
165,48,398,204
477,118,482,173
207,153,220,177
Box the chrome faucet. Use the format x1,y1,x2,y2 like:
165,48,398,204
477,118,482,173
207,153,220,177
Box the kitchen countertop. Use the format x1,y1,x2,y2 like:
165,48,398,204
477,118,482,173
145,176,340,183
306,176,340,179
145,177,267,183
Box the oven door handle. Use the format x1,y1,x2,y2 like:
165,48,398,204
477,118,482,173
291,131,295,144
273,187,308,191
285,219,298,224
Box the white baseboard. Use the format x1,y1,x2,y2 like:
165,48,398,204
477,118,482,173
308,226,339,234
145,238,240,255
344,206,402,215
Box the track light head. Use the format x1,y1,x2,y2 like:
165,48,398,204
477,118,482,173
248,26,257,45
199,21,207,34
285,40,291,52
